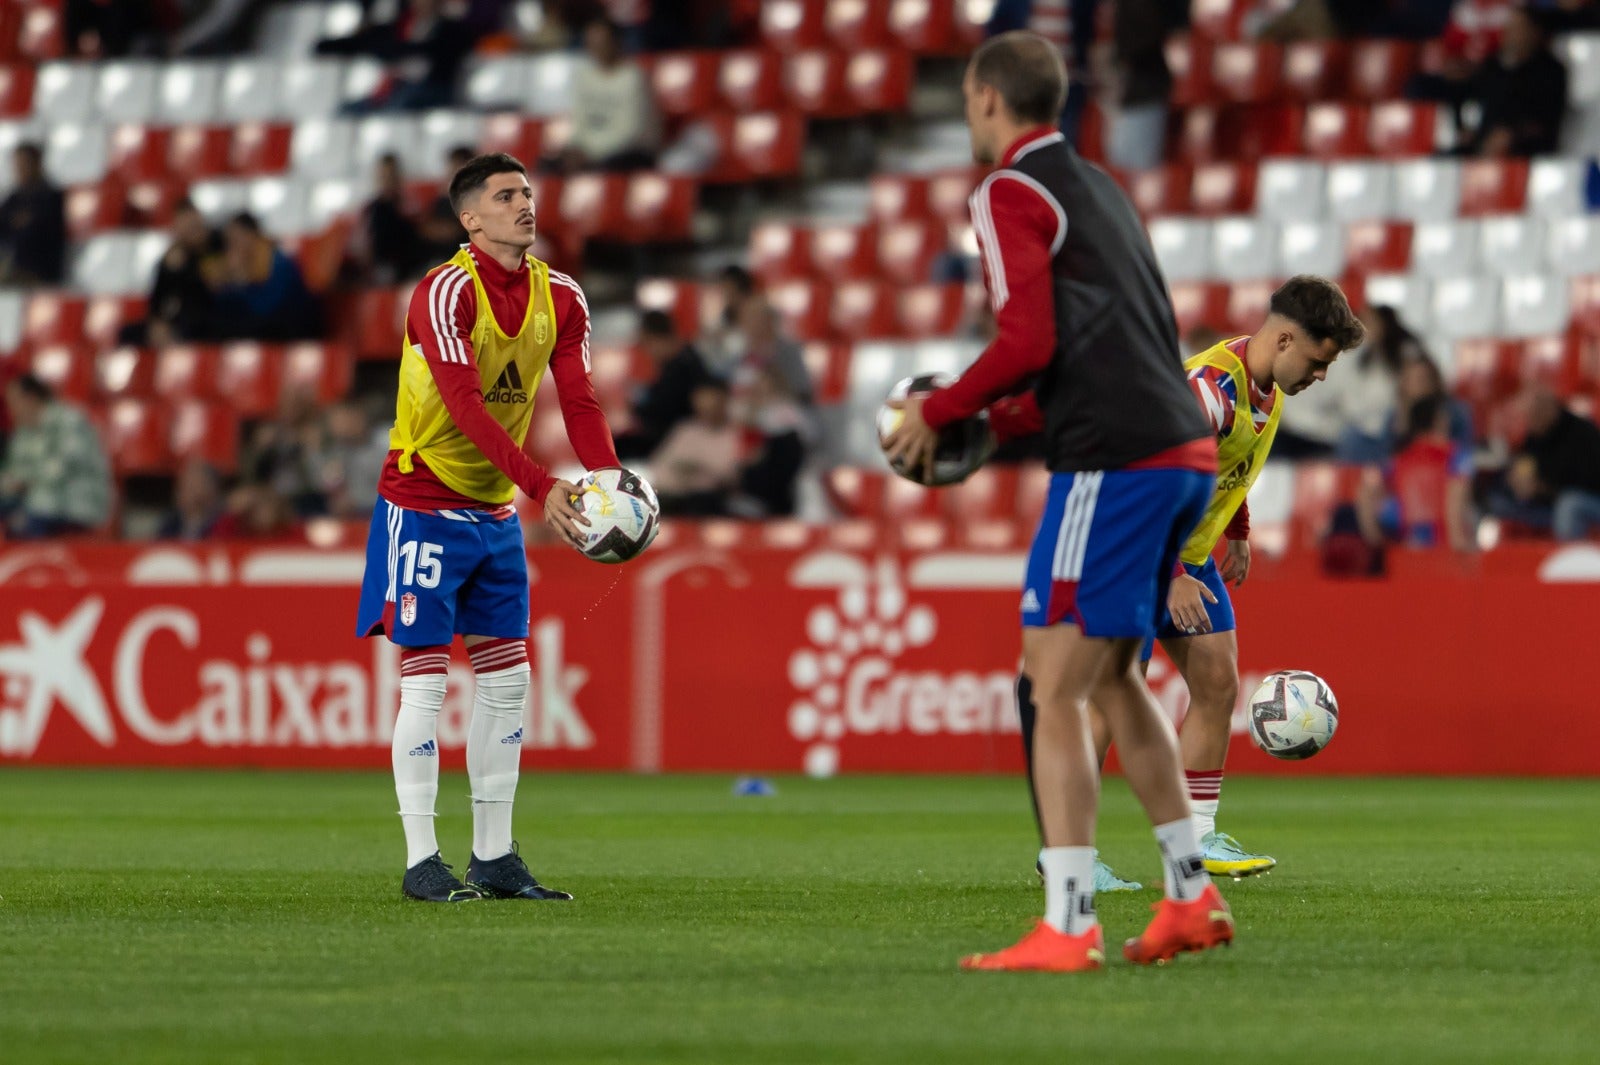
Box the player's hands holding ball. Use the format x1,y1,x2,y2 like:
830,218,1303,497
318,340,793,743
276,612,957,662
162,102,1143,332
542,479,590,548
877,373,994,487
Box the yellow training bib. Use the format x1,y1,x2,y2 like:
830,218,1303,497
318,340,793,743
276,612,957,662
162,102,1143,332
1180,340,1282,565
389,249,557,504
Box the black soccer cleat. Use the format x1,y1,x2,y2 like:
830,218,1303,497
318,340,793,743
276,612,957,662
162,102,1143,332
402,853,483,903
465,843,573,900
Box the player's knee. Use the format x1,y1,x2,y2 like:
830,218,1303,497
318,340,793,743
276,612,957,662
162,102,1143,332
1189,655,1239,714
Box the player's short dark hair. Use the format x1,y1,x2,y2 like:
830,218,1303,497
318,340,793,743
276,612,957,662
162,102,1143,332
13,141,42,165
639,309,677,338
1269,275,1366,352
718,264,755,295
9,372,52,402
228,211,262,235
969,31,1068,125
448,152,528,214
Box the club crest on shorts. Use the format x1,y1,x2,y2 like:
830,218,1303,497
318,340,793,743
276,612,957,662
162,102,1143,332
399,593,417,627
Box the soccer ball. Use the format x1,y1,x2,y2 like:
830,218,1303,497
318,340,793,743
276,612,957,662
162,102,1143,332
570,467,660,564
875,372,995,486
1247,670,1339,760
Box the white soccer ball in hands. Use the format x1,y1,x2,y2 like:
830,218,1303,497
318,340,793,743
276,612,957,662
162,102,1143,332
875,372,995,487
569,467,660,563
1247,670,1339,760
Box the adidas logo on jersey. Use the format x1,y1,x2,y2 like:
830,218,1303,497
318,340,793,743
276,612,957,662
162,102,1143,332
500,728,523,745
483,362,529,405
409,739,438,757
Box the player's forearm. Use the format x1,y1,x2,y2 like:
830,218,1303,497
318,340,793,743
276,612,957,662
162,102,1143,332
1224,500,1250,540
985,391,1043,444
924,328,1052,429
434,368,556,503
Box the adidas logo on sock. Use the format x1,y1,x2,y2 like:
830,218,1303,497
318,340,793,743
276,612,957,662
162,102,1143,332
409,739,437,757
500,728,523,745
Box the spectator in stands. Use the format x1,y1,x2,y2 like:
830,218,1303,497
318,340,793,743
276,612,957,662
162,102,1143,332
1327,305,1423,464
312,402,390,519
1494,387,1600,540
1453,5,1568,157
649,379,743,516
550,17,660,172
323,0,478,113
209,213,323,342
1380,392,1478,551
614,310,714,459
157,458,225,541
171,0,272,56
65,0,162,57
121,197,223,347
729,299,813,407
731,365,810,518
0,374,112,539
0,144,66,287
700,264,760,370
356,154,425,285
1405,0,1509,129
417,145,475,263
1388,354,1474,455
1106,0,1182,171
211,482,301,539
242,389,330,518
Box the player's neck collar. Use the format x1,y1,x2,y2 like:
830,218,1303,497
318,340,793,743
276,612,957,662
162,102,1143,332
467,243,529,280
1001,127,1064,166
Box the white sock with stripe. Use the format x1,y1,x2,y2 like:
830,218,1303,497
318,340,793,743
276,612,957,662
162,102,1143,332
467,639,530,862
1155,818,1212,902
393,647,450,869
1040,846,1098,934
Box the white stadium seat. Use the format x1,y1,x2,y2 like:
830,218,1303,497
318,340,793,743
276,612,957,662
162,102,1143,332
158,61,225,124
1362,273,1433,334
306,178,365,231
32,62,98,125
255,1,358,57
1557,33,1600,105
0,290,24,353
1526,157,1591,219
1391,159,1463,222
846,341,913,413
290,117,357,179
276,59,347,120
341,57,387,109
1500,275,1571,337
1429,276,1501,339
525,54,579,116
1324,161,1393,222
45,122,108,186
354,115,421,172
417,110,485,177
219,59,282,122
1410,220,1482,278
1255,159,1326,222
94,61,161,123
188,179,252,221
1147,219,1214,282
1277,220,1346,277
1210,217,1278,280
464,57,533,111
72,232,144,295
1478,217,1546,276
1546,216,1600,277
247,176,311,237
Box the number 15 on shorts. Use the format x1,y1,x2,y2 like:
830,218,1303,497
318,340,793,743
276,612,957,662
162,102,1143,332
398,540,442,589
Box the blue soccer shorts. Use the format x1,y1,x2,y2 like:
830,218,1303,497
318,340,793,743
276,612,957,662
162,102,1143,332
355,497,529,647
1021,467,1213,640
1140,555,1238,662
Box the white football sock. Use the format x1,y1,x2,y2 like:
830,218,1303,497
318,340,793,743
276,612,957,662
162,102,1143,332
468,662,529,861
392,671,448,869
1154,818,1212,902
1039,846,1098,934
1190,798,1219,841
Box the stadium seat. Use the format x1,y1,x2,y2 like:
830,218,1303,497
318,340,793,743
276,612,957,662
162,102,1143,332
152,344,221,402
1348,40,1419,101
1527,158,1591,219
290,118,358,179
354,115,422,173
801,341,851,403
108,123,170,182
831,281,900,338
94,346,154,400
255,2,342,57
846,49,912,113
926,167,982,222
1557,33,1600,106
249,176,313,238
783,49,852,117
32,61,96,124
26,344,94,403
17,3,64,61
1410,220,1482,278
725,111,806,181
167,124,234,179
868,172,928,223
83,297,146,349
1147,219,1215,281
216,342,285,416
1391,158,1463,221
1302,102,1369,159
1479,217,1545,276
651,51,720,117
0,289,25,354
64,182,124,240
1226,280,1277,333
188,178,252,220
1451,337,1521,407
1189,0,1251,40
158,61,224,124
805,222,875,280
1166,36,1215,109
1190,160,1257,216
341,57,387,110
1210,42,1283,104
767,279,833,340
230,122,294,174
623,173,696,243
219,59,281,122
169,400,240,473
1546,217,1600,278
1324,161,1393,222
719,49,786,111
896,283,967,338
1280,40,1348,101
525,54,578,117
23,294,87,348
887,0,963,54
824,466,887,518
283,342,354,406
1210,217,1278,281
1278,220,1346,278
416,111,482,176
1458,158,1528,215
124,179,185,229
749,221,814,282
276,58,347,119
876,219,946,285
46,122,108,186
104,398,174,475
1362,273,1432,333
1502,276,1572,337
559,173,629,238
1571,276,1600,334
1367,101,1439,157
1125,163,1193,218
827,0,894,48
1254,159,1325,222
0,63,35,117
635,278,720,341
95,60,160,123
1169,281,1230,336
71,232,145,296
349,287,406,360
1430,276,1502,339
761,0,830,49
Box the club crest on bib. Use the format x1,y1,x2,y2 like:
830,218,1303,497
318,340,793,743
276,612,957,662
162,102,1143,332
533,311,551,344
400,593,417,627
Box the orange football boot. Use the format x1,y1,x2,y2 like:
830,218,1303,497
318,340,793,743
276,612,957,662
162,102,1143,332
960,921,1106,972
1122,882,1234,964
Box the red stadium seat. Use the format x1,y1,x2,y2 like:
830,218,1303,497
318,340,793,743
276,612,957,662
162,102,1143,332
1177,106,1225,163
1281,40,1349,101
24,294,87,347
229,122,293,174
108,124,172,182
766,279,832,341
749,221,814,282
1349,40,1420,101
0,8,16,61
587,343,641,415
559,173,629,238
1518,333,1593,394
623,173,696,242
824,467,887,518
1458,158,1529,216
1169,281,1230,336
1451,338,1521,412
1345,221,1413,275
888,0,961,55
169,400,240,473
152,344,222,402
1190,0,1251,40
1127,162,1194,218
869,173,929,223
282,342,353,406
83,297,146,349
479,113,544,163
1289,461,1362,549
1234,103,1305,159
711,111,805,182
1302,102,1369,159
215,342,284,416
845,49,912,113
1210,42,1283,104
1189,161,1257,216
649,51,720,117
126,179,189,228
896,282,968,338
828,0,894,48
926,167,982,223
800,341,851,403
18,4,64,61
783,49,852,117
65,182,126,240
719,50,785,111
0,62,35,117
810,222,879,280
1166,36,1215,109
875,219,946,285
760,0,829,49
94,346,155,400
350,287,406,361
26,344,95,403
1226,280,1278,334
104,398,174,475
636,278,718,340
167,124,233,179
883,473,941,519
1367,101,1438,157
1570,276,1600,334
943,464,1018,522
830,281,899,338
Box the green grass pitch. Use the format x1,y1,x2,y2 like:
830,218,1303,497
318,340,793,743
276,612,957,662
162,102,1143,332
2,770,1597,1064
